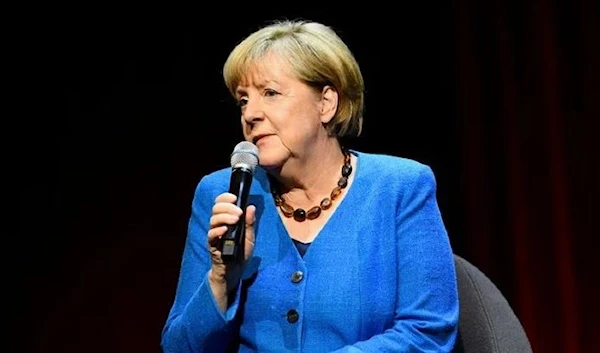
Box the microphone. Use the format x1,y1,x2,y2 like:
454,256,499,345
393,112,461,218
219,141,259,264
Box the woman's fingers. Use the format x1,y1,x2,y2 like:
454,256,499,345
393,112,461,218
245,205,256,227
210,213,241,228
214,192,237,204
208,225,228,243
208,192,257,264
210,193,243,230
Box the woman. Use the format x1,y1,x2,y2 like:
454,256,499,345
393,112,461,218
161,19,459,352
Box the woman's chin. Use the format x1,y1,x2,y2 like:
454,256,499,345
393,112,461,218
256,148,289,171
259,160,280,171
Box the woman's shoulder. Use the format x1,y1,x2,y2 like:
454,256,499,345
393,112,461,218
197,167,231,188
354,150,434,179
353,149,439,195
194,165,271,195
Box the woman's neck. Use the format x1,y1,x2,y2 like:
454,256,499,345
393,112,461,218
273,141,345,209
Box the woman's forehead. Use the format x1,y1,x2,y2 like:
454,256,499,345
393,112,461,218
238,56,292,87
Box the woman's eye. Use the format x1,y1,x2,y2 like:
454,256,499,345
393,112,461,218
238,98,248,107
265,89,278,97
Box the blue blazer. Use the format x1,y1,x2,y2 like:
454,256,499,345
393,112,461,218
162,150,459,352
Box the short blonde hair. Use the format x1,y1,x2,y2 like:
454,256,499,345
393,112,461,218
223,19,364,138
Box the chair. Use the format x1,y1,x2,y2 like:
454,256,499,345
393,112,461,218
452,254,533,353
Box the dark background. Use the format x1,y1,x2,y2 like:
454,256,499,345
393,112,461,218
18,1,598,352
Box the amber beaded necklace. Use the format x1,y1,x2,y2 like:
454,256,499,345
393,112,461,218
271,149,353,222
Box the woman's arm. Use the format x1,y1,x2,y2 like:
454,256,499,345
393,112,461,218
160,177,243,353
332,165,459,352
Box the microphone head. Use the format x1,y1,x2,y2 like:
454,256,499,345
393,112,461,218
230,141,259,171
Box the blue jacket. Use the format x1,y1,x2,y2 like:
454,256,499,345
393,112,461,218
161,150,459,352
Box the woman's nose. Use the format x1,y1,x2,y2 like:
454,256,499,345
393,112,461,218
242,99,265,125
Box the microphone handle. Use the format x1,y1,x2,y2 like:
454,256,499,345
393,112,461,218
220,167,253,264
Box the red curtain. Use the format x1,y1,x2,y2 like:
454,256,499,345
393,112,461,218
452,0,599,351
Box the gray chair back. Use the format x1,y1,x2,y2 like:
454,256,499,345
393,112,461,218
452,254,533,353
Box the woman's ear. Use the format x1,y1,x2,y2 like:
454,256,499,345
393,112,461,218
320,85,339,124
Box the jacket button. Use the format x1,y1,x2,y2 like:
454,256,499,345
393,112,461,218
291,271,304,283
286,309,299,323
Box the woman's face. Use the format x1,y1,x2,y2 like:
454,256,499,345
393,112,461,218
235,54,337,170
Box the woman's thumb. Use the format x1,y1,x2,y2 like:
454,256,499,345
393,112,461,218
245,205,256,229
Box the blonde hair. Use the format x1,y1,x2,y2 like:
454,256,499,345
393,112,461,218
223,19,364,138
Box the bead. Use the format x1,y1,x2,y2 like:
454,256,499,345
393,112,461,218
330,186,342,200
272,149,352,221
342,164,352,177
280,203,294,217
293,208,307,222
307,206,322,220
320,198,332,210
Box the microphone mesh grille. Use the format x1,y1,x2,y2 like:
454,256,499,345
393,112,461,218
230,141,259,171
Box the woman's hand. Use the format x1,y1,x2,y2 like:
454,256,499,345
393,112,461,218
206,192,256,311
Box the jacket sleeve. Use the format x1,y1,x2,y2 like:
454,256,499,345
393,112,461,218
331,165,459,353
161,177,243,353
